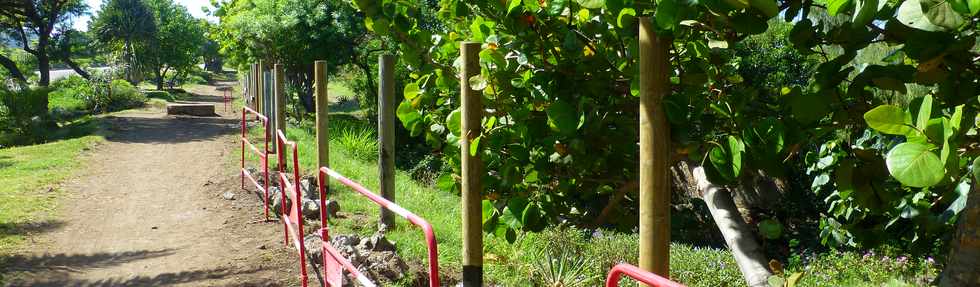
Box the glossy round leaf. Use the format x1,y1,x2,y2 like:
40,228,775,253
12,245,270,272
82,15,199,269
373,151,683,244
863,105,913,135
575,0,605,9
446,108,461,137
886,142,944,187
546,100,578,136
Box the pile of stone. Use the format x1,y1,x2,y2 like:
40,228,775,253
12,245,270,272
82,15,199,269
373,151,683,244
246,168,339,220
246,168,411,285
304,232,410,285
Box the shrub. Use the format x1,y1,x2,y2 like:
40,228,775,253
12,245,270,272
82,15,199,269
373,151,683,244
144,90,174,102
108,79,144,110
0,87,53,145
335,127,377,162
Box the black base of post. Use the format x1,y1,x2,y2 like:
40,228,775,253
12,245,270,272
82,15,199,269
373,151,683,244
462,265,483,287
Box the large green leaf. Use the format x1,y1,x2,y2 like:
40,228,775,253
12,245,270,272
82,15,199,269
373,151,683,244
786,88,830,124
446,108,461,137
916,94,933,130
546,100,578,136
885,142,945,187
852,0,882,28
404,82,421,100
970,0,980,14
655,0,680,30
864,105,914,135
920,0,966,29
828,0,853,15
507,0,523,14
575,0,605,9
749,0,780,17
897,0,945,31
397,100,423,132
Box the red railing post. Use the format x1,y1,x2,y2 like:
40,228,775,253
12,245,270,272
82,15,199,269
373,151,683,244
605,264,685,287
276,130,308,287
241,107,271,221
318,167,441,287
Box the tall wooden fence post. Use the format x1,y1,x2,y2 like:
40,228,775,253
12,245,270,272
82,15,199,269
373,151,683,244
250,64,257,110
274,63,286,136
460,41,483,287
638,17,671,278
378,55,396,231
314,60,329,180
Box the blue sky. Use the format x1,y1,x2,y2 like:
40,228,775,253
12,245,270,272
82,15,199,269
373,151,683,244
71,0,217,31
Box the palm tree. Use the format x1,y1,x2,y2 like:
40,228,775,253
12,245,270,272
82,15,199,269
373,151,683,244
90,0,156,83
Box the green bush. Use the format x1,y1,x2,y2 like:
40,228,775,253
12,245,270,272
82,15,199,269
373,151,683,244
0,87,53,145
108,79,144,109
56,75,146,113
334,127,377,162
144,90,174,101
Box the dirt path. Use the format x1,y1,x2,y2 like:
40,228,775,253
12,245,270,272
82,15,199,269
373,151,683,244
3,79,295,286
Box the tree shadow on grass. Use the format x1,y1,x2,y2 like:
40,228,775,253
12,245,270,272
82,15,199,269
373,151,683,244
0,220,66,242
0,155,13,169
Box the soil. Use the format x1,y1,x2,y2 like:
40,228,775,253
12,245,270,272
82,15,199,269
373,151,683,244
2,78,300,286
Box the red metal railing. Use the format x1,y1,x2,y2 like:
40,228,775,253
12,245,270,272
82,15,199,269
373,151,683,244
276,130,309,287
240,106,270,220
317,167,441,287
605,264,685,287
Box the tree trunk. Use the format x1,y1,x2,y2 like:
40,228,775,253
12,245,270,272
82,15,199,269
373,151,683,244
155,66,164,90
693,166,773,287
36,36,50,87
939,182,980,286
0,53,26,82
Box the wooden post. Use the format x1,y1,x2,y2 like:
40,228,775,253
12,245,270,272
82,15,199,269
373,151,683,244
378,55,396,231
274,63,286,136
255,62,263,117
638,17,671,278
460,41,483,287
249,64,257,110
314,61,329,174
259,60,275,154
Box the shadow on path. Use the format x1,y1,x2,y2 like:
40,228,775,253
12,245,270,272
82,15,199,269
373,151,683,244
104,116,238,145
4,267,275,287
0,249,176,274
0,221,65,241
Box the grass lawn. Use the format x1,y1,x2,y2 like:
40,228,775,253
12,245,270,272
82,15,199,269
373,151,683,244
0,125,103,253
243,110,939,286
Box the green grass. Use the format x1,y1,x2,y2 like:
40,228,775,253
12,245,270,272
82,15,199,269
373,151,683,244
47,88,87,111
327,81,356,102
0,126,103,253
242,107,938,286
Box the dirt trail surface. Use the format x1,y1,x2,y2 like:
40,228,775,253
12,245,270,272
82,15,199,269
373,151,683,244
3,79,296,286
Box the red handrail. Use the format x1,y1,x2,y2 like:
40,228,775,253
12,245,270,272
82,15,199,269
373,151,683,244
240,106,270,220
605,264,685,287
317,167,441,287
276,130,308,287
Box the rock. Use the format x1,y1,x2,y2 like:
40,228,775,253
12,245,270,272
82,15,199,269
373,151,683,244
258,244,267,250
222,191,236,200
325,200,341,218
304,234,324,262
317,232,409,284
302,199,320,219
358,233,397,252
269,186,284,214
300,176,319,200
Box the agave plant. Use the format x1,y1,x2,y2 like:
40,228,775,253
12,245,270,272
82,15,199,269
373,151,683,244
533,247,599,287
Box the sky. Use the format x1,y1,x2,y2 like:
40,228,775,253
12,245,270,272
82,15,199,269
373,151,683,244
71,0,217,31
